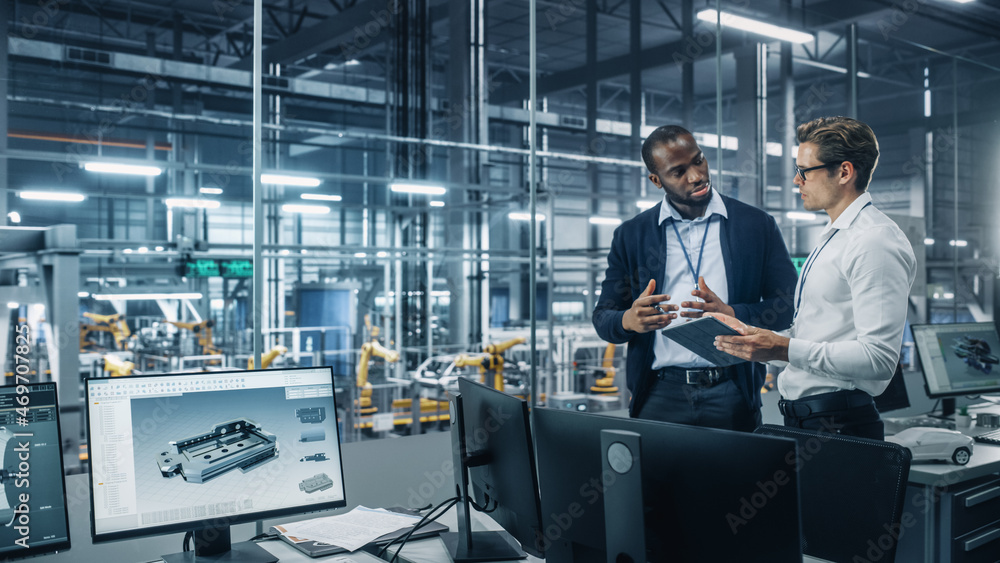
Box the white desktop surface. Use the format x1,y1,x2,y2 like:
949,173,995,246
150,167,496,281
388,506,832,563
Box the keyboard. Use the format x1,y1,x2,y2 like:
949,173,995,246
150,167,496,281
973,428,1000,446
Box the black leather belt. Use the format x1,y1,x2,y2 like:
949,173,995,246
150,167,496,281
778,389,873,418
656,366,732,387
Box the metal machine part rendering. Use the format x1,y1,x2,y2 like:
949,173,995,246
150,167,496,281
300,428,326,442
296,407,326,424
299,453,328,462
299,473,333,494
156,419,279,484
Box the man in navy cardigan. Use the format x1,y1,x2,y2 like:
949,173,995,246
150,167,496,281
593,125,797,430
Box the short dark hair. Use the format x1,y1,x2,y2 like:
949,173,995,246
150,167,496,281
641,125,693,174
796,117,880,191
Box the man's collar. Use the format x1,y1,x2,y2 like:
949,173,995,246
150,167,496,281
657,188,728,225
822,191,872,234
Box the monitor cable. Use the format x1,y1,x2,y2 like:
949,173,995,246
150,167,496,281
378,495,459,563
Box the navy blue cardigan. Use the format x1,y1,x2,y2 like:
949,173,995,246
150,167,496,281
592,195,798,416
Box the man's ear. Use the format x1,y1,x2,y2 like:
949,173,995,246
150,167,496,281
838,161,856,187
648,173,662,189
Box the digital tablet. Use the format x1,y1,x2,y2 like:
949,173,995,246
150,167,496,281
660,316,746,367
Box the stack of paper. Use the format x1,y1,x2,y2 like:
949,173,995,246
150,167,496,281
273,506,421,551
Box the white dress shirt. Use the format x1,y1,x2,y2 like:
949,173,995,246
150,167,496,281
778,192,916,400
652,189,729,369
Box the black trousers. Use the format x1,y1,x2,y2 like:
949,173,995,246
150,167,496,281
634,374,761,432
782,390,884,440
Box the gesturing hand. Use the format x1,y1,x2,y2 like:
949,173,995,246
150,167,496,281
679,276,735,318
622,280,677,333
706,312,790,363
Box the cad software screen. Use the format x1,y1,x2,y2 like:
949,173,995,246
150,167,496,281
912,322,1000,396
0,383,71,558
87,367,345,539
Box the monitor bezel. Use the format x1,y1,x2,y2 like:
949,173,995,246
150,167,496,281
85,365,347,544
0,382,72,559
911,321,1000,399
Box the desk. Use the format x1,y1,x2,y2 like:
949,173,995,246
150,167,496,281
893,402,1000,562
386,507,832,563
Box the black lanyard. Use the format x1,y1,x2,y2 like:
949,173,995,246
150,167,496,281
793,201,872,322
670,215,714,288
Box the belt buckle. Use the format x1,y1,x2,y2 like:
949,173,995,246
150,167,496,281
685,369,718,386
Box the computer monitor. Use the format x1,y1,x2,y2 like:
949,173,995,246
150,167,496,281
912,322,1000,398
86,366,346,562
533,408,801,563
450,378,543,558
0,382,71,559
874,363,910,414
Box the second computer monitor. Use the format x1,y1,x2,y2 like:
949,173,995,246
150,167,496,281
912,322,1000,397
533,408,801,563
457,378,543,558
86,366,346,559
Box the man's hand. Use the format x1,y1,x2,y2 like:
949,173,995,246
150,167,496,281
706,312,790,363
680,276,735,318
622,280,677,333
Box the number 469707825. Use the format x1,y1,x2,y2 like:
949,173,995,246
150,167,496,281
14,324,31,384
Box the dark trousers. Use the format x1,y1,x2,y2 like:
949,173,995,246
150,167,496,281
634,375,761,432
782,390,884,440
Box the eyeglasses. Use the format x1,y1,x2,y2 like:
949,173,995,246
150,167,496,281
793,162,840,182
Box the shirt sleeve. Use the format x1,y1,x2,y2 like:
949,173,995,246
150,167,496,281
787,226,916,381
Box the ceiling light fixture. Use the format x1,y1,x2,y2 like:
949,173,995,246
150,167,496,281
635,199,660,210
389,182,447,195
84,162,163,176
19,191,86,202
429,201,446,207
509,212,546,221
589,217,622,226
7,212,20,223
199,187,223,195
261,174,322,187
697,9,814,43
786,211,817,221
300,193,342,202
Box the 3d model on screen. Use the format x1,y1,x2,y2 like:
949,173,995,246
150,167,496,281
156,419,278,484
299,473,333,494
300,453,328,462
0,428,16,526
952,336,999,374
296,407,326,424
300,428,326,442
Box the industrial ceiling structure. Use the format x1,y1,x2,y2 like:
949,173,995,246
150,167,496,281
1,0,999,422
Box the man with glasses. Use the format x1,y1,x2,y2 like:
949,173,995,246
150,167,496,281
593,125,798,431
711,116,916,439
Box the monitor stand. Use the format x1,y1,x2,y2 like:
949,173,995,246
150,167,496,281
162,526,277,563
440,392,527,562
600,429,646,563
929,398,956,419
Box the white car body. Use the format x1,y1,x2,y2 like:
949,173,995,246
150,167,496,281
887,427,975,465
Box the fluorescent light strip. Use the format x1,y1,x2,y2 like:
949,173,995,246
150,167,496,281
509,212,546,221
282,204,330,214
93,293,203,301
924,238,935,246
165,198,221,209
200,187,223,195
261,174,322,187
7,303,18,309
84,162,163,176
77,292,90,298
949,239,968,247
636,199,660,210
301,193,342,202
7,212,20,223
697,9,814,44
786,211,817,221
589,217,622,226
19,191,85,202
429,201,446,207
390,183,447,195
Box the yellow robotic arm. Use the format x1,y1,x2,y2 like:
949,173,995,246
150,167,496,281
483,337,525,356
247,345,288,370
356,339,400,415
83,312,132,350
102,354,135,377
165,319,221,356
591,343,618,394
